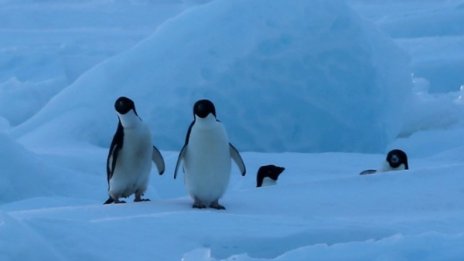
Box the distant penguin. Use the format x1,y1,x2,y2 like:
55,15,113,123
104,96,165,204
383,149,409,171
174,99,246,209
256,165,285,187
360,149,409,175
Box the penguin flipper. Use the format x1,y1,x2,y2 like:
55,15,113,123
107,123,124,184
360,169,377,175
152,145,165,175
107,145,117,183
174,145,187,179
229,143,246,176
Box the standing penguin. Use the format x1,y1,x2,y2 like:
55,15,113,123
105,96,165,204
174,99,246,209
360,149,409,175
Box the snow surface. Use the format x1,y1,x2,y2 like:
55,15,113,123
1,139,464,260
1,0,464,260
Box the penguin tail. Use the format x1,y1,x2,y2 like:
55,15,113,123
103,197,115,204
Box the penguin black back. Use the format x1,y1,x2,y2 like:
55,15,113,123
386,149,409,170
256,165,285,187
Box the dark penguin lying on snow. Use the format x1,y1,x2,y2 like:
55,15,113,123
360,149,409,175
256,165,285,187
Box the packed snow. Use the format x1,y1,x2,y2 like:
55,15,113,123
1,0,464,260
350,0,464,93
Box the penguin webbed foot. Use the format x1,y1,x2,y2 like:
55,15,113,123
192,198,207,209
192,202,207,209
134,194,150,202
192,199,225,210
134,198,150,202
104,197,126,204
103,197,114,204
209,200,226,210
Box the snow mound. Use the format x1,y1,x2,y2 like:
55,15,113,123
0,77,65,126
0,0,190,128
14,0,411,152
0,211,64,260
0,133,95,204
0,133,53,203
349,0,464,93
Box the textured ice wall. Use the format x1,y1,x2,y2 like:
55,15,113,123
14,0,411,152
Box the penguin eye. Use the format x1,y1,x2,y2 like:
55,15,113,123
390,155,399,164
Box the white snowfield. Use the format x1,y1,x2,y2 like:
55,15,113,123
1,0,464,260
1,142,464,260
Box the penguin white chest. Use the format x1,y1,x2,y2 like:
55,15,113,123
381,161,406,172
122,126,152,164
184,121,231,203
261,177,277,187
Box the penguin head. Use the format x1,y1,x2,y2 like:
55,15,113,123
256,164,285,187
193,99,216,119
115,96,138,115
114,96,140,127
386,149,409,170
